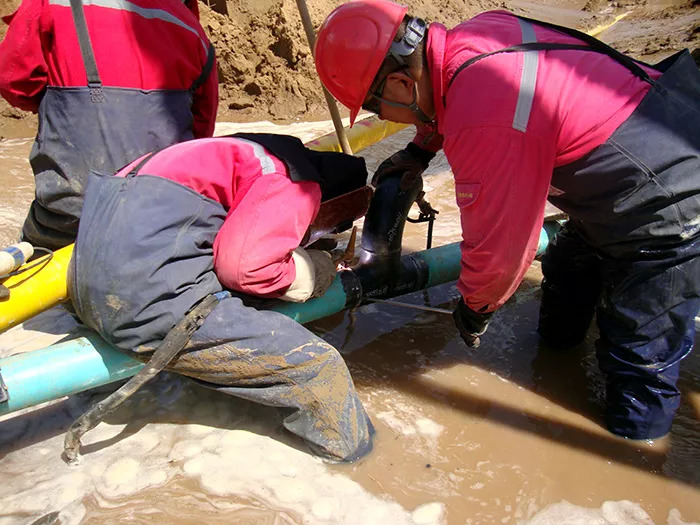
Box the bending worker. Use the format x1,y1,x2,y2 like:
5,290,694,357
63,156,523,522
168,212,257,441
68,134,374,461
314,0,700,440
0,0,218,250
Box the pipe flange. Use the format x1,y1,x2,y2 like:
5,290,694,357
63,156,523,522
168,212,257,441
339,270,363,309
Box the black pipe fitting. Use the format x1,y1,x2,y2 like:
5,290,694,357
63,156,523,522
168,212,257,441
353,171,424,297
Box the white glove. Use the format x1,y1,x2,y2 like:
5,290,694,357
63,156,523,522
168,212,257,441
278,248,336,303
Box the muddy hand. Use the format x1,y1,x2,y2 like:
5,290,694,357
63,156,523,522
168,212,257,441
452,297,492,349
416,192,439,218
460,333,481,348
371,144,435,190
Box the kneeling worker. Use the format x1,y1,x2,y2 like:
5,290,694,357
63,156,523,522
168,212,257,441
68,134,374,461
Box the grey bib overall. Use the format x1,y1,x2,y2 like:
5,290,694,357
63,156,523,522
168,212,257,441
23,0,214,250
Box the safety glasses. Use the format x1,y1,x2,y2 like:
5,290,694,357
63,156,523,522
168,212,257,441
361,75,389,115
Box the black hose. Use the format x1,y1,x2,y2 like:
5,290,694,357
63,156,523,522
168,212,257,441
0,247,54,279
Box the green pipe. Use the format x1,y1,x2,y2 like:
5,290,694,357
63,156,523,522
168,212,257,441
277,242,466,324
539,221,562,255
422,242,462,288
0,223,560,415
0,334,144,414
272,276,349,324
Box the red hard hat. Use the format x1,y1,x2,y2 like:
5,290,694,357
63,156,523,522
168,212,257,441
315,0,408,126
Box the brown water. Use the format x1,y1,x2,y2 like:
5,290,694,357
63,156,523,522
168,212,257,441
0,136,33,248
1,123,698,525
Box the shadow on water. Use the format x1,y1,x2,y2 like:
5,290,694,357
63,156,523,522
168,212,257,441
308,275,700,489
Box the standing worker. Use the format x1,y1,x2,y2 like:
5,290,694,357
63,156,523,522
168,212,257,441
0,0,218,250
68,134,374,461
314,0,700,440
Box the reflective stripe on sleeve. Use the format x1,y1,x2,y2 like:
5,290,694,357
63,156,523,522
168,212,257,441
234,138,277,175
513,18,539,132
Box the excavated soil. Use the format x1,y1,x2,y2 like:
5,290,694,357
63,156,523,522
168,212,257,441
1,0,698,136
201,0,500,122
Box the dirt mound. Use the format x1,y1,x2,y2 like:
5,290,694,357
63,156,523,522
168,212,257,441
203,0,500,123
0,0,697,130
606,1,700,62
0,0,15,39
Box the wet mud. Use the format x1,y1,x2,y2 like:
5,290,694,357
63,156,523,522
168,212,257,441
0,137,33,247
1,124,699,524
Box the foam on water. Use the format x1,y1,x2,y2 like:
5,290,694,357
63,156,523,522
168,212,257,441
520,500,699,525
0,375,446,525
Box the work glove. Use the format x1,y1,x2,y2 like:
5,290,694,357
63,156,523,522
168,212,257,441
371,142,436,191
279,248,336,303
307,249,336,298
452,297,493,348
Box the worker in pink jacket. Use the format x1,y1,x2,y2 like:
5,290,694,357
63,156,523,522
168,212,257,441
314,0,700,440
69,134,374,461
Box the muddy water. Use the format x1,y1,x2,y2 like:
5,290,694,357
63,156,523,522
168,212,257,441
0,137,33,248
1,123,699,525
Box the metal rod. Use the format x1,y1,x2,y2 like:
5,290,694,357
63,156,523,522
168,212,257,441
363,297,453,315
426,216,434,250
295,0,353,155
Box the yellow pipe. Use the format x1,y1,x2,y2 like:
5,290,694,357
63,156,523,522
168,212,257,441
307,116,409,153
587,12,629,38
0,116,408,334
0,244,73,331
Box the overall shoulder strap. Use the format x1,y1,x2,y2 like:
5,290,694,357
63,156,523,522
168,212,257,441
515,15,654,82
190,43,216,93
448,15,654,91
448,42,594,89
125,151,160,178
68,0,105,102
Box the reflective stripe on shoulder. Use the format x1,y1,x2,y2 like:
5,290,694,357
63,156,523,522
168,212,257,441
513,19,539,133
234,138,277,176
49,0,208,52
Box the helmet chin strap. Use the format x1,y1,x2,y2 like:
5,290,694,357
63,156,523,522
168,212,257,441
378,79,435,124
407,88,435,124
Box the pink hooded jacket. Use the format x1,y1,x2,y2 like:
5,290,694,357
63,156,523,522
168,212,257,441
116,138,321,298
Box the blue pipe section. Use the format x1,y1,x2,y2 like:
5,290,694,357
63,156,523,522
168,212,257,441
0,222,561,415
0,334,143,414
539,221,562,256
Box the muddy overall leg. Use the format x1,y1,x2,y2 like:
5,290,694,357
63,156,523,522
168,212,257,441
596,249,700,439
163,295,374,462
538,222,604,349
64,293,223,463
